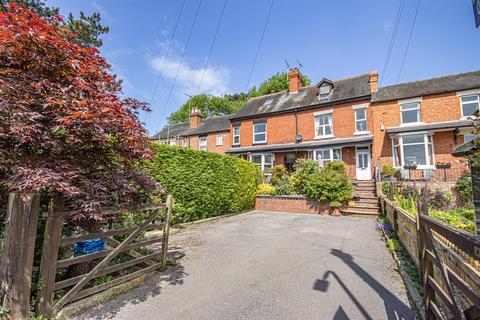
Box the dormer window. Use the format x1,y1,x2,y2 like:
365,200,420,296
319,86,331,101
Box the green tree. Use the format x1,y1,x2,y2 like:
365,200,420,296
249,72,311,97
1,0,109,48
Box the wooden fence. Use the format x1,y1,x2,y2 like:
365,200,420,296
379,195,480,319
36,195,173,318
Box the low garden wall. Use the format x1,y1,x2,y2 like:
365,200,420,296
255,195,329,214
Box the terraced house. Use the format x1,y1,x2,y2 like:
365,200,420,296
154,68,480,182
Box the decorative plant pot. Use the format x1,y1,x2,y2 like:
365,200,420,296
403,165,417,170
436,163,451,169
330,207,342,217
347,199,355,206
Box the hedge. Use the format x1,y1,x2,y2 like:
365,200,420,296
145,144,262,224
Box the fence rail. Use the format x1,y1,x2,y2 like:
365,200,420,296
36,196,173,318
379,195,480,319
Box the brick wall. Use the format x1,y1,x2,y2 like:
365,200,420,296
188,131,231,154
255,195,329,215
233,99,371,147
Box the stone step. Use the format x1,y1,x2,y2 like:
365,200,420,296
340,208,379,217
352,197,379,204
352,193,377,199
354,186,375,191
344,204,380,212
349,202,379,208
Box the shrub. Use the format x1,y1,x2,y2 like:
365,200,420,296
424,189,453,211
429,208,475,233
381,181,395,198
257,183,276,195
324,161,346,172
144,144,262,224
274,177,296,195
270,165,288,185
381,165,397,179
305,169,352,207
394,195,417,215
453,175,472,207
290,159,321,194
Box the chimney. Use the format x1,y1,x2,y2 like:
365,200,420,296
190,107,202,128
369,71,379,93
288,68,303,93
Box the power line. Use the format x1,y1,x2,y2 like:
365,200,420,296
381,0,406,85
396,0,421,82
245,0,274,92
154,0,203,134
196,0,229,94
142,0,186,124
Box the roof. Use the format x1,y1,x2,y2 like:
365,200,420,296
452,140,476,157
226,134,373,154
186,114,232,136
230,73,372,120
151,121,190,140
386,119,474,135
372,70,480,103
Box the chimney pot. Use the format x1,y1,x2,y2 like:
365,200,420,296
190,108,202,128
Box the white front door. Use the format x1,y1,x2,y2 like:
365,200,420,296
356,146,371,180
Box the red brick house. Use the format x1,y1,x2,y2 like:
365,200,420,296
153,68,480,182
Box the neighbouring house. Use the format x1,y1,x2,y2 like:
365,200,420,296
153,68,480,182
152,108,232,154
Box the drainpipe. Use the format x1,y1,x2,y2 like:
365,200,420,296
295,107,299,157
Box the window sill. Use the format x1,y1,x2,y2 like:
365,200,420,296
395,165,436,170
314,135,335,140
354,131,370,136
253,141,267,145
460,116,477,121
399,122,424,127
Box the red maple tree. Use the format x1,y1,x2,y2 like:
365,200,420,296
0,4,158,218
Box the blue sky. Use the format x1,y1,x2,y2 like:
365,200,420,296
46,0,480,135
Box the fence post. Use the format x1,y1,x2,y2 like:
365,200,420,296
36,197,65,318
0,193,40,319
162,195,173,269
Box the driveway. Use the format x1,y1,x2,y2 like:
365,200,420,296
78,211,416,320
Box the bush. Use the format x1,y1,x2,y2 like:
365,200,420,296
305,168,352,207
144,144,262,224
270,165,288,185
453,175,472,207
257,183,276,195
429,208,475,233
324,161,346,172
381,165,397,179
290,159,321,194
274,177,296,195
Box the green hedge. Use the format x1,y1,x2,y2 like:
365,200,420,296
145,144,262,224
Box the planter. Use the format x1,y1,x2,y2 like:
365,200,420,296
347,199,355,206
330,207,342,217
436,163,451,169
403,165,417,170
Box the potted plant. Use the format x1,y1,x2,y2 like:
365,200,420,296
403,165,417,170
436,162,451,169
330,201,343,216
347,197,355,206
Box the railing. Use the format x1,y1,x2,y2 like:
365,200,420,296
379,195,480,319
393,167,466,183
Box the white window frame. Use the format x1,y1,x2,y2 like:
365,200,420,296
216,134,223,146
391,132,435,169
253,122,267,144
400,102,421,125
319,85,331,101
249,153,274,176
464,133,475,143
459,94,480,119
233,125,240,145
308,148,342,167
199,136,207,151
353,104,368,134
169,138,176,146
314,110,334,139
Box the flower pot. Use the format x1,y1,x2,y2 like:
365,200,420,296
330,207,342,217
436,164,451,169
347,199,355,206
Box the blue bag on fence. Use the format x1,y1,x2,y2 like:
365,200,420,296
74,239,105,255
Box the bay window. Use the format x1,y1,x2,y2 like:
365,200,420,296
250,153,273,176
308,148,342,166
253,121,267,144
392,133,434,168
314,112,333,138
460,94,479,118
400,102,421,124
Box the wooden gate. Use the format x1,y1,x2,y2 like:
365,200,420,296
419,213,480,320
36,195,173,318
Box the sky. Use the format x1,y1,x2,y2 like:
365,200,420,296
46,0,480,135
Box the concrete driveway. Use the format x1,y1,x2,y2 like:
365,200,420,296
78,211,416,320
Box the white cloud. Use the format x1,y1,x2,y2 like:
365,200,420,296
149,55,230,96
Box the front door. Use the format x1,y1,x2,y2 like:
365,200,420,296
356,146,371,180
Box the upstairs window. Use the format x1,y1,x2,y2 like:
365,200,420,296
233,125,240,145
253,122,267,144
199,136,207,151
319,86,331,101
216,135,223,146
314,113,333,137
355,107,368,133
460,94,479,118
400,103,421,124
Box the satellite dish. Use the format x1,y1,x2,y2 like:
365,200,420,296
295,134,303,142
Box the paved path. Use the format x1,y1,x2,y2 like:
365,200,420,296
78,211,416,320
